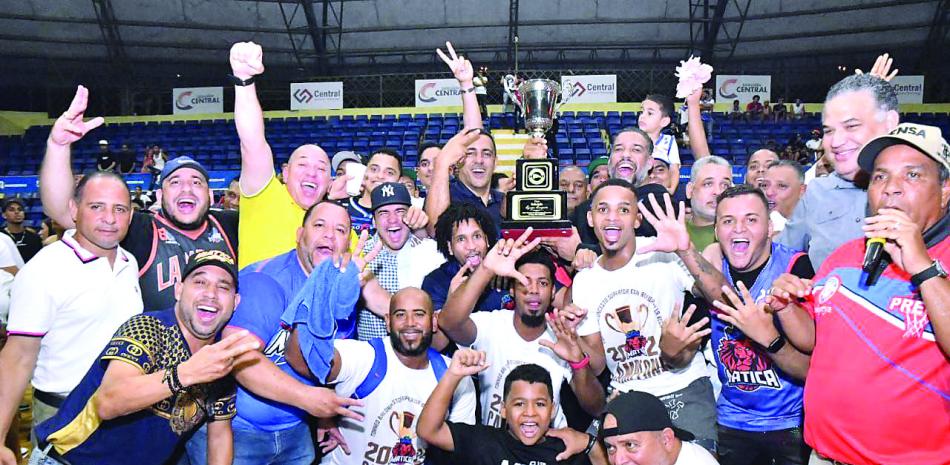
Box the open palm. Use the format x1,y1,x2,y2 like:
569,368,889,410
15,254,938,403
637,193,690,254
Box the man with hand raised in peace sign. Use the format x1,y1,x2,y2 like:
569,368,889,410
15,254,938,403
440,228,605,429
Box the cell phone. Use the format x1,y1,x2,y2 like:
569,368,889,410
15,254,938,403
345,163,366,197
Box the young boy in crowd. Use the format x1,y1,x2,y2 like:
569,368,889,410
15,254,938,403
417,350,604,465
638,94,681,193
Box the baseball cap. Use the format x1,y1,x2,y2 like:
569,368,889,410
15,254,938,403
98,139,109,145
857,123,950,174
587,157,609,181
650,157,671,168
160,156,209,184
2,197,25,211
599,391,695,442
332,151,362,174
182,249,238,285
371,182,412,212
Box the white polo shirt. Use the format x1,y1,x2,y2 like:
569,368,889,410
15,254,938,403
6,230,143,395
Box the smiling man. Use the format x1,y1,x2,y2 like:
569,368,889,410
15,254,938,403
758,160,806,234
778,74,900,268
347,149,404,236
39,87,238,311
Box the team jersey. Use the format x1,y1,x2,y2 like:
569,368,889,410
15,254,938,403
468,310,571,428
574,237,707,396
714,243,806,432
801,231,950,465
347,196,375,236
652,133,681,165
325,337,476,465
35,309,236,465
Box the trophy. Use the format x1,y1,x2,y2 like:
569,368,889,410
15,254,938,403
501,158,573,240
503,76,571,138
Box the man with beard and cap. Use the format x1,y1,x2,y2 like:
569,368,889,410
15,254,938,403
346,149,420,237
287,287,477,465
661,184,814,465
559,166,589,217
769,123,950,465
777,73,900,269
21,250,259,465
179,201,386,465
758,161,806,235
440,231,605,428
0,172,143,464
39,86,238,311
599,391,719,465
356,182,444,341
572,179,732,452
229,42,349,268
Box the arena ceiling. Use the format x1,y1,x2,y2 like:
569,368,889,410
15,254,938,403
0,0,947,112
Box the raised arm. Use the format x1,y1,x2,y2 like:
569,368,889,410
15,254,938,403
436,42,482,130
684,88,709,159
40,85,105,228
416,349,488,452
230,42,276,195
424,129,481,235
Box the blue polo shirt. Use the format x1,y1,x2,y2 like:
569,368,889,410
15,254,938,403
228,250,358,432
421,260,513,312
448,178,504,234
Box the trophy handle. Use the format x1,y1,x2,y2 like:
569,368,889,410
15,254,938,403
555,81,572,115
503,74,525,117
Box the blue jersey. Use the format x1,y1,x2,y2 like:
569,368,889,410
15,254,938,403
714,243,806,432
35,309,236,465
347,197,375,236
229,250,357,432
422,260,513,311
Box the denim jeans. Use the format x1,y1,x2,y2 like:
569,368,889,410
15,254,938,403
182,420,314,465
27,445,66,465
718,424,809,465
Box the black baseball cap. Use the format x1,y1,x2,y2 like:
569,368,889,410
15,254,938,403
2,198,25,211
160,156,209,183
599,391,695,441
371,182,412,212
182,249,238,286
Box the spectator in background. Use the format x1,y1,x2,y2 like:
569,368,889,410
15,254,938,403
791,98,805,120
772,97,788,121
331,150,362,179
646,158,674,193
116,143,136,174
415,142,442,197
96,139,116,172
558,166,589,216
700,88,716,136
814,155,834,178
1,199,42,263
759,160,807,234
762,101,772,121
745,149,780,185
474,66,489,117
587,156,610,193
745,95,764,121
220,176,241,211
347,149,404,236
805,129,823,162
730,99,742,120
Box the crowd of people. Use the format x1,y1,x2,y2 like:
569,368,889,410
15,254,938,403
0,43,947,465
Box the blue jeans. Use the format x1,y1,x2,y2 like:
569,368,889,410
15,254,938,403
182,420,314,465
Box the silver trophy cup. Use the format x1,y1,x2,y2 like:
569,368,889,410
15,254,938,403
503,76,570,138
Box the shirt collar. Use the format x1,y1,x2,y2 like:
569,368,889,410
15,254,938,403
61,229,130,265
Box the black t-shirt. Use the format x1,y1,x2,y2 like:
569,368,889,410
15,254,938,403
447,422,587,465
96,152,116,171
727,253,815,286
121,209,239,266
0,229,43,263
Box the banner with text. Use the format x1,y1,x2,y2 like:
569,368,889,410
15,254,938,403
561,75,617,103
715,75,771,105
890,75,925,104
173,87,224,115
415,79,462,107
291,82,344,110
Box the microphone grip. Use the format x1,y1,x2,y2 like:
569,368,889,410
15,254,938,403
863,237,887,286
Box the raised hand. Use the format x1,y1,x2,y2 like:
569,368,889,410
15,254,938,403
448,348,489,377
49,85,105,147
855,52,898,82
436,41,474,85
557,303,588,331
685,86,702,107
713,282,779,347
402,206,429,231
659,304,710,361
229,41,265,80
436,129,482,170
522,137,549,159
637,193,690,254
303,386,365,421
448,261,473,295
545,428,593,461
540,226,582,261
862,208,932,275
326,174,351,200
539,308,585,363
572,248,597,270
765,273,814,312
177,330,260,386
481,227,542,286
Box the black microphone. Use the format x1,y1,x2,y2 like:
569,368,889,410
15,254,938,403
863,237,887,286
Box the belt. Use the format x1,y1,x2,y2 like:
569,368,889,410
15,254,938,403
36,441,71,465
817,453,852,465
33,389,67,409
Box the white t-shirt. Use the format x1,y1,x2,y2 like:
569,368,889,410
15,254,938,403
0,233,24,269
653,133,681,165
396,237,446,290
468,310,572,428
6,230,142,394
327,337,476,465
573,237,707,396
770,210,788,234
792,103,805,116
673,440,720,464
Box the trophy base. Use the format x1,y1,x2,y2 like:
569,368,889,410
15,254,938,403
501,220,574,240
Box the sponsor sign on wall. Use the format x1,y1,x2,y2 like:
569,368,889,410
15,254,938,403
561,75,617,103
173,87,224,115
414,79,462,107
890,75,924,104
715,75,771,105
291,82,344,110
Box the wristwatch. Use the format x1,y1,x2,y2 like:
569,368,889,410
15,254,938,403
765,335,786,354
227,74,256,86
910,259,948,288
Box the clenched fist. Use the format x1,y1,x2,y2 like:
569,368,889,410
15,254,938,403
230,42,265,80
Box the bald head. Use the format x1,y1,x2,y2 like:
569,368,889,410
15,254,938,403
283,144,332,209
389,287,434,316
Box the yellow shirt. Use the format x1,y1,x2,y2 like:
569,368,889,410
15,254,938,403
238,175,303,269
